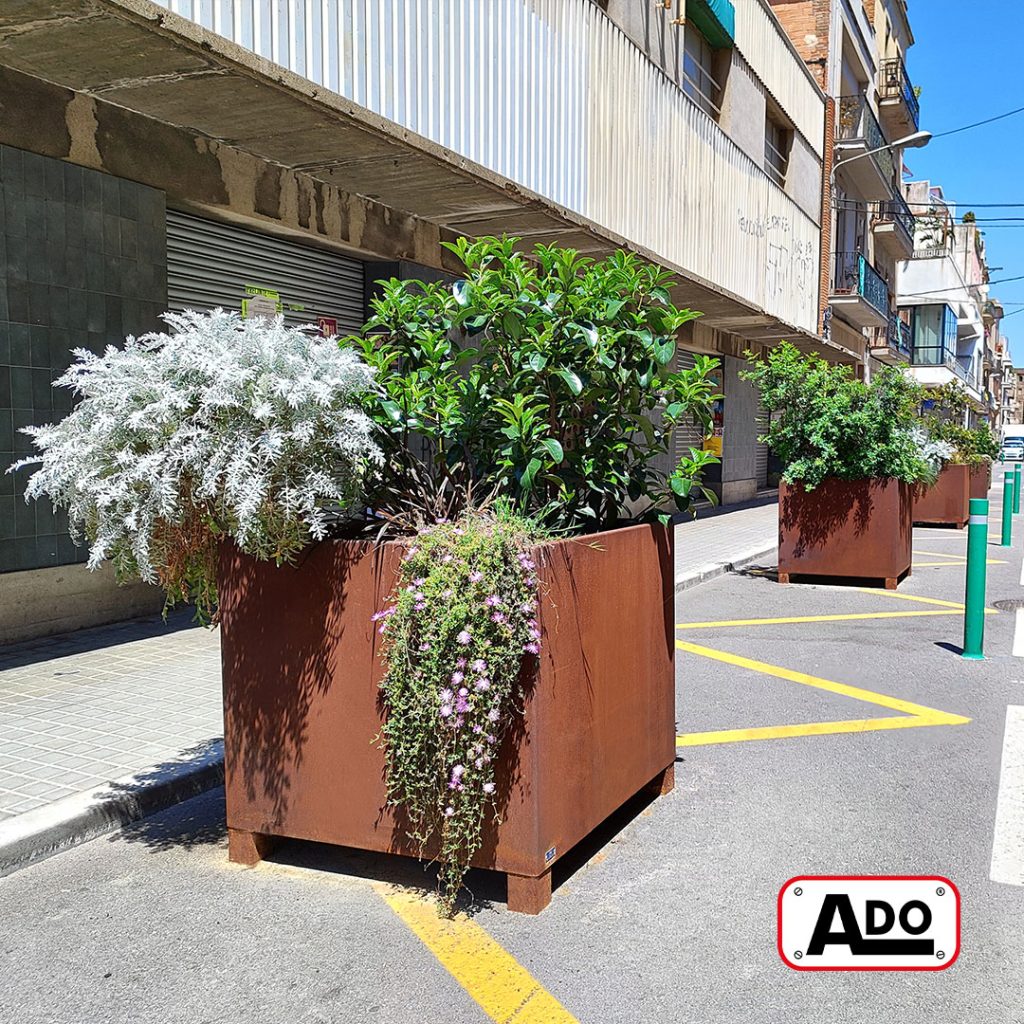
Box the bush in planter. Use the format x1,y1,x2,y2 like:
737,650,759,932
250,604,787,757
9,310,381,618
355,238,721,911
355,235,721,531
740,342,938,489
922,382,999,465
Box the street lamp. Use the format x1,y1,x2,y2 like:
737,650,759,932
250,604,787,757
831,129,932,181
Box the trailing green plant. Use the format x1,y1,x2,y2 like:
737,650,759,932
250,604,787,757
741,342,936,489
354,236,720,533
9,310,381,618
375,503,542,915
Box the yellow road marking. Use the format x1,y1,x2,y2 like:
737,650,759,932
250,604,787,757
914,549,966,560
858,588,971,610
379,886,580,1024
675,640,969,748
677,609,965,629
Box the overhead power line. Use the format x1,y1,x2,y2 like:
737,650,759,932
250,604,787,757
931,102,1024,140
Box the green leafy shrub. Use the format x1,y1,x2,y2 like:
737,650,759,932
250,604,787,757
375,504,541,915
355,236,720,533
741,342,936,489
922,383,998,464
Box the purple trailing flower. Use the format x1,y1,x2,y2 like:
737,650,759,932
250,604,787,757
458,687,469,697
440,704,453,718
451,671,465,686
484,595,502,608
454,716,465,728
475,678,490,692
486,734,496,744
472,724,483,734
487,708,500,723
439,688,454,704
456,630,472,646
456,657,467,670
469,571,484,583
451,764,465,780
475,758,484,769
444,806,454,818
483,782,495,795
471,659,487,673
455,697,471,714
523,642,540,655
491,611,506,624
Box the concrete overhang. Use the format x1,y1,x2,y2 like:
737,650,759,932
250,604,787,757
0,0,843,359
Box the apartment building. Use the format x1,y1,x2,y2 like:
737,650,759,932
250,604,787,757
0,0,834,637
770,0,920,372
899,182,990,421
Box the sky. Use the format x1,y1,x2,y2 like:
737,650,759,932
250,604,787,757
906,0,1024,363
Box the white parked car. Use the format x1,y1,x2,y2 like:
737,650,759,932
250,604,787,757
1000,438,1024,461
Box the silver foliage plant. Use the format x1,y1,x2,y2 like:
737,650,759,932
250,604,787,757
10,309,382,614
908,425,955,484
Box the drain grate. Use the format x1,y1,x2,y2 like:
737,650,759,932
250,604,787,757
993,599,1024,611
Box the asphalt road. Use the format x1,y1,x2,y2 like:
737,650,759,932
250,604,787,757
1,518,1022,1024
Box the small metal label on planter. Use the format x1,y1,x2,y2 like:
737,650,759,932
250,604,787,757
545,846,557,864
778,876,960,971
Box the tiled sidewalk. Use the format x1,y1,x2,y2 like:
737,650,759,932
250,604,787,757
675,493,778,587
0,615,221,821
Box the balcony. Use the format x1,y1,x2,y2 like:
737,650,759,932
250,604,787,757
872,191,915,261
835,96,894,201
829,251,890,329
871,313,912,364
879,56,920,138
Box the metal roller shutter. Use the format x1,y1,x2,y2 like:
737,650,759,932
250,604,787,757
166,210,366,333
755,404,770,489
674,350,706,462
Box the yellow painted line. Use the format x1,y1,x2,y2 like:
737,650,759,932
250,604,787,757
914,549,967,560
379,886,580,1024
858,588,969,610
677,715,954,747
676,609,964,629
674,640,970,748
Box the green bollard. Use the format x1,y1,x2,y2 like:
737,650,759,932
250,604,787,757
1015,463,1022,514
1002,473,1014,547
962,498,989,660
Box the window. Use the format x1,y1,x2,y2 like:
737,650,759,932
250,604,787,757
764,116,790,187
683,23,721,118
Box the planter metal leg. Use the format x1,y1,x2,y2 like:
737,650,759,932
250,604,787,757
227,828,278,866
648,764,675,796
777,572,790,585
884,577,899,591
507,869,552,915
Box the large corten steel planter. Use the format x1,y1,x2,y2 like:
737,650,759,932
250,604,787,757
969,462,992,501
218,523,675,914
912,464,970,528
778,478,912,589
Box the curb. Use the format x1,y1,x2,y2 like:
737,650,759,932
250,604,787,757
0,739,225,877
675,540,777,592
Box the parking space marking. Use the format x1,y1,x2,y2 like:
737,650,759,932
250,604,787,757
913,559,1006,568
678,610,966,629
380,885,581,1024
990,706,1024,887
914,549,967,560
675,640,970,748
859,589,989,611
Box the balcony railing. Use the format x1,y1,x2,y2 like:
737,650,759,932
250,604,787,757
837,96,894,182
875,190,915,242
879,56,920,131
888,314,912,357
831,251,889,318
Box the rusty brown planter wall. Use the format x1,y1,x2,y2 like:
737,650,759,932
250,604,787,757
778,478,912,589
218,522,675,914
969,462,992,501
912,464,970,528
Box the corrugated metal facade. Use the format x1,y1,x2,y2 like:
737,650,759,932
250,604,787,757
166,210,366,332
154,0,823,333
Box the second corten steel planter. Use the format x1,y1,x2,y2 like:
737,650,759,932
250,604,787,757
217,522,675,914
969,462,992,501
912,464,970,528
778,478,912,589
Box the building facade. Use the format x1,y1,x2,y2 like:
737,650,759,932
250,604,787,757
0,0,834,639
770,0,918,373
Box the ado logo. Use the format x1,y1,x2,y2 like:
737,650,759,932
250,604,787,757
778,876,960,971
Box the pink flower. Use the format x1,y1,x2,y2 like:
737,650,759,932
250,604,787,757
454,716,465,728
451,671,464,686
456,630,472,646
524,642,541,655
458,687,469,697
456,658,467,669
525,577,537,588
469,571,484,583
475,678,490,692
483,782,495,794
472,724,482,734
486,733,496,744
456,697,471,714
439,688,454,704
491,611,506,624
484,595,501,608
487,708,500,723
440,705,453,718
451,765,465,779
475,758,484,769
471,659,487,673
444,806,454,817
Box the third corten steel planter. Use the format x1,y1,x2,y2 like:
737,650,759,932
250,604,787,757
912,464,970,529
217,522,675,914
778,478,912,589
